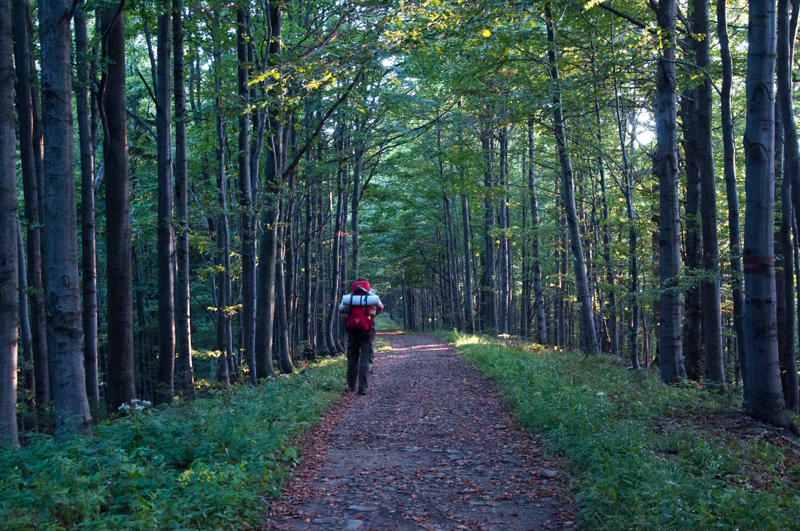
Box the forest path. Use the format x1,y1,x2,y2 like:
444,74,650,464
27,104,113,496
267,331,577,531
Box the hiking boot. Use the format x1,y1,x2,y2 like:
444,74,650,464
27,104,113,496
358,388,367,395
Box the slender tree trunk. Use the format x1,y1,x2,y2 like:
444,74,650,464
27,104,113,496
276,203,293,373
17,223,33,400
461,195,475,333
13,0,48,408
681,90,702,380
777,0,800,411
481,131,497,332
717,0,746,390
101,2,135,409
174,0,194,393
743,0,796,432
214,17,232,385
0,0,19,444
75,3,99,403
692,0,725,386
656,0,685,382
40,0,92,433
237,3,256,385
328,138,345,355
254,0,281,377
304,162,313,348
156,0,176,405
545,5,599,355
498,127,510,336
528,122,547,344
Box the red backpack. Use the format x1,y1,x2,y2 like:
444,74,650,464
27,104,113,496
344,280,373,331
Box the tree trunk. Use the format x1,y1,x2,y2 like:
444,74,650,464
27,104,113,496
0,0,18,444
328,139,345,355
681,89,702,380
481,131,496,333
75,3,99,404
692,0,725,386
155,0,175,405
777,0,800,411
276,203,294,373
743,0,796,432
498,127,510,336
17,222,33,400
528,122,547,345
12,0,49,408
461,195,475,333
214,15,232,385
656,0,685,382
717,0,746,390
545,5,599,355
174,0,194,393
40,0,92,433
101,2,135,409
238,3,256,385
254,0,281,377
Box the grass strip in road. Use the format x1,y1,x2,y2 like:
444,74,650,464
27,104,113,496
436,331,800,530
0,357,345,530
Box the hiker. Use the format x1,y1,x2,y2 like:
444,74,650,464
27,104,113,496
338,278,383,395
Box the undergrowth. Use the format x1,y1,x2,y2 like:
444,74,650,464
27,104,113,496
435,331,800,530
0,357,345,530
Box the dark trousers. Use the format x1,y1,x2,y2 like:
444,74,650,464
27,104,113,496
347,327,374,391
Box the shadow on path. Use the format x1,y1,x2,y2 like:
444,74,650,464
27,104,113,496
268,331,577,530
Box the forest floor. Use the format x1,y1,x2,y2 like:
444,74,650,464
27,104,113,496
267,331,578,531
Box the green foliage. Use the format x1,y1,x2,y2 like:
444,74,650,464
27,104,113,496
439,332,800,530
0,358,345,530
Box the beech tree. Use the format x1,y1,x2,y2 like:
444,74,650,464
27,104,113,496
743,0,796,432
40,0,92,433
0,0,19,446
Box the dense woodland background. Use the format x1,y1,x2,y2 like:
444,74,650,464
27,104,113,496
1,0,800,447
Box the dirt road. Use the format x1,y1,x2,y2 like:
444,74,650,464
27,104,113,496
268,331,577,530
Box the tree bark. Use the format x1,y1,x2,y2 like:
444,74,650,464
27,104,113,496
40,0,92,433
461,195,475,333
12,0,49,408
75,1,99,404
743,0,796,432
17,222,33,399
545,5,599,355
717,0,746,390
692,0,725,386
101,2,136,409
0,0,19,444
481,131,497,333
254,0,281,376
498,127,510,336
777,0,800,411
681,89,702,380
528,121,546,344
174,0,194,393
238,2,256,385
156,0,176,405
656,0,685,382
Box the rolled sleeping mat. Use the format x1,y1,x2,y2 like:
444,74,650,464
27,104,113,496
340,294,381,306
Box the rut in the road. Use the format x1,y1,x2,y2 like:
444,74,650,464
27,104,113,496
268,331,577,531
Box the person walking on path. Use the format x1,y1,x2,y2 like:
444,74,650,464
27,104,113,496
339,278,383,394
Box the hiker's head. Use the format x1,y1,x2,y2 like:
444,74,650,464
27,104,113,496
352,278,370,294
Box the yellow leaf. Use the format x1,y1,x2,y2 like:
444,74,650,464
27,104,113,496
482,29,491,37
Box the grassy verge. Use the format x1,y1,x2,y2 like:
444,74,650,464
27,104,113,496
434,331,800,530
0,357,345,530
